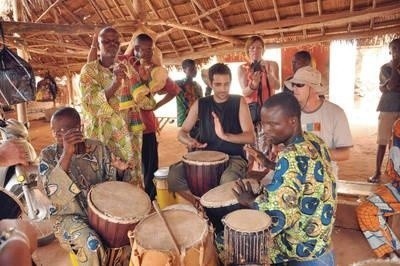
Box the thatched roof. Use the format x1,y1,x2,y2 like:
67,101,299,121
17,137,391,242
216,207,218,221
1,0,399,77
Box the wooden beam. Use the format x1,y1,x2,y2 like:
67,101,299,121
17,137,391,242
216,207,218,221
316,0,324,35
157,1,230,39
190,3,211,48
244,0,254,25
165,0,193,52
146,19,243,45
87,0,108,23
1,21,101,34
347,0,354,32
299,0,307,38
258,6,400,36
370,0,377,30
132,0,145,20
212,0,227,30
112,0,126,19
222,3,400,36
35,0,64,22
122,0,137,19
163,44,242,65
146,0,179,56
59,3,84,24
271,0,284,39
263,25,400,49
192,0,223,32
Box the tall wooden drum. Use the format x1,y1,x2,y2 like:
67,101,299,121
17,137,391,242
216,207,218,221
223,209,271,266
182,150,229,197
87,181,151,248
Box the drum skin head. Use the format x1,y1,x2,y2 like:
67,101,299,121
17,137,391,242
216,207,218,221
134,209,208,251
223,209,271,232
183,150,228,164
88,181,151,223
200,179,260,208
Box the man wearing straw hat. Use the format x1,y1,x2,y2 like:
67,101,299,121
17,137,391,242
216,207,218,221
285,66,353,179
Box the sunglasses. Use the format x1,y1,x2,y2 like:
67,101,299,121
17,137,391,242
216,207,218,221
292,83,305,88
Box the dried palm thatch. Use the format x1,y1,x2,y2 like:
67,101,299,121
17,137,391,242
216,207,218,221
0,0,399,77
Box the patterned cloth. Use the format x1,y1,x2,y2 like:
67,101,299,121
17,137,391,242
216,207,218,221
39,139,130,265
357,118,400,258
175,78,203,126
255,131,336,264
79,60,155,184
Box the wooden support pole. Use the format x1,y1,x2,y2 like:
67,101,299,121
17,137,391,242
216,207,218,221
12,0,28,126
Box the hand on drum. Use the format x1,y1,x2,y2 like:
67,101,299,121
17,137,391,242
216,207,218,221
186,138,207,150
232,179,257,208
111,153,129,171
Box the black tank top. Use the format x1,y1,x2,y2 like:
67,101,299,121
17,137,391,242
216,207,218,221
198,95,245,158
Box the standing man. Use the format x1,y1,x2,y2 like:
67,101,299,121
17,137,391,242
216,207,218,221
234,92,336,265
175,59,203,138
133,33,180,200
285,66,352,178
79,27,140,184
369,38,400,183
168,63,255,204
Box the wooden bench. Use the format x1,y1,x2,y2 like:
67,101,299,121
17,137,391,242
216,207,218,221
335,180,378,230
335,180,400,236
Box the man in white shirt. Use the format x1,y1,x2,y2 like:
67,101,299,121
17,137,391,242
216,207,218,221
285,66,353,178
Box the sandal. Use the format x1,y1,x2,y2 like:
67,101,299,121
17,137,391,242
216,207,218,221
367,175,381,183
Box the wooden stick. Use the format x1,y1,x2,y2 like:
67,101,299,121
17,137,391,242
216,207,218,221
152,200,181,255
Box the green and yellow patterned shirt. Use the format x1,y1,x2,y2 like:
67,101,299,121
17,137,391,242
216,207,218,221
175,78,203,126
255,131,336,264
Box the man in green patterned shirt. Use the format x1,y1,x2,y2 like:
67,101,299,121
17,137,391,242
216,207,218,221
234,92,337,265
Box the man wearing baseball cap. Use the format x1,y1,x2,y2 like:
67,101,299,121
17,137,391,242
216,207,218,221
285,66,353,178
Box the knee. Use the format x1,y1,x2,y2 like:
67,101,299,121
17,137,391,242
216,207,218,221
356,201,377,220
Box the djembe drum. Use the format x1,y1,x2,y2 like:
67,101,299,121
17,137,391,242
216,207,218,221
129,208,218,266
223,209,271,266
200,179,260,233
87,181,151,248
182,150,229,197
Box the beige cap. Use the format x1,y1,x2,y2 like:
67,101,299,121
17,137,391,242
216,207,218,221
284,66,326,95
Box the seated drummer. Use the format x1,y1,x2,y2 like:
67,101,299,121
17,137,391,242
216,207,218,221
39,107,131,266
234,93,337,265
168,63,255,205
357,117,400,259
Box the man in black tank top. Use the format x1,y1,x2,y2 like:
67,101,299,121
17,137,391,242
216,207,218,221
167,63,255,206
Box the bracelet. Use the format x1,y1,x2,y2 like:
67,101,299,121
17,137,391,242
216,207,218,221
90,45,97,49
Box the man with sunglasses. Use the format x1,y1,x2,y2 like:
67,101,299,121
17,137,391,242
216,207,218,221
285,66,352,179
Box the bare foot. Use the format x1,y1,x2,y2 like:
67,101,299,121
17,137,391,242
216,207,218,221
368,174,381,183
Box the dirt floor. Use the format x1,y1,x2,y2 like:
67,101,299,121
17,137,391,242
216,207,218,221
5,98,399,265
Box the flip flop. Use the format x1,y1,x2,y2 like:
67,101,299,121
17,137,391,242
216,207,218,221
367,175,380,183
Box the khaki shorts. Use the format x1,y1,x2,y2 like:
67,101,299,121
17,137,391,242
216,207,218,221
377,112,400,145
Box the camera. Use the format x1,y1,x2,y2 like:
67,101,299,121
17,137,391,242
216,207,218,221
250,61,263,72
